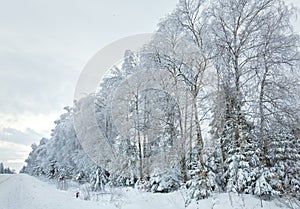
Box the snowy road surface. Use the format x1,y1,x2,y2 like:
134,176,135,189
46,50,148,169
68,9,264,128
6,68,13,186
0,174,111,209
0,174,296,209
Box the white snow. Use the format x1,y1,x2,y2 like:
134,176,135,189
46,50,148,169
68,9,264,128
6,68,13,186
0,174,297,209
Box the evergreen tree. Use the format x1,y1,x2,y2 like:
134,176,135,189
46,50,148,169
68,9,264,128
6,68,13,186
269,130,300,196
0,162,3,174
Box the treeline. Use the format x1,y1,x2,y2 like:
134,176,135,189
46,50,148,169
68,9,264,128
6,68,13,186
24,0,300,205
0,162,15,174
23,107,180,193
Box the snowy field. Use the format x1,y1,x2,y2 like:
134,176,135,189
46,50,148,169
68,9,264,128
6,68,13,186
0,174,298,209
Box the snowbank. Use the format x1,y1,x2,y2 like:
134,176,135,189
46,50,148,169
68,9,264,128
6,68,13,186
0,174,298,209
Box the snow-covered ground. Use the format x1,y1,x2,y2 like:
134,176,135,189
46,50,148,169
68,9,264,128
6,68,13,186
0,174,298,209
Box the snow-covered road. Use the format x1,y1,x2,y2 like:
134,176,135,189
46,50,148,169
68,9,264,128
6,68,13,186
0,174,111,209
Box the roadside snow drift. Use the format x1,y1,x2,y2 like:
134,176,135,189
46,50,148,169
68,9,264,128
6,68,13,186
0,174,296,209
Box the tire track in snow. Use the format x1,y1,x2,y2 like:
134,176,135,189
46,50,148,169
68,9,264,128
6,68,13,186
0,174,15,185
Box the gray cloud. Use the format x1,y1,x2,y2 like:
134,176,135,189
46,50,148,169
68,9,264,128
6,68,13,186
0,141,31,172
0,128,42,146
0,48,80,114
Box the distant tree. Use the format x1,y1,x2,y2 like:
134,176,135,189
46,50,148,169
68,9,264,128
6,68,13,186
20,166,27,174
0,163,14,174
0,162,4,174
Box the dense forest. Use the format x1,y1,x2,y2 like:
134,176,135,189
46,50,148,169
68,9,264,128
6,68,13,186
23,0,300,205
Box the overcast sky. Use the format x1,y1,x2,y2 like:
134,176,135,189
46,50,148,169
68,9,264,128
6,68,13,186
0,0,299,172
